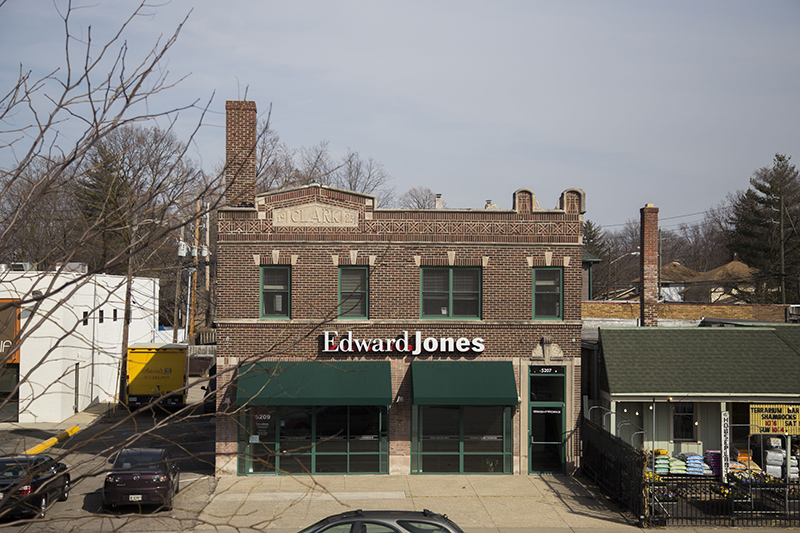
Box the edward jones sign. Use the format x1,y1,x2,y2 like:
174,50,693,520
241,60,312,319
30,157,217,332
323,331,485,355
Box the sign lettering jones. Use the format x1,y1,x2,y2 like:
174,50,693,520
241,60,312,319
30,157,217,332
323,330,485,355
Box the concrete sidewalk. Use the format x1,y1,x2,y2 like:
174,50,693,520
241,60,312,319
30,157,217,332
198,473,645,533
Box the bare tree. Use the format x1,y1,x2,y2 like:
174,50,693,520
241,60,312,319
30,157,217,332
0,2,231,525
397,186,440,209
330,149,394,207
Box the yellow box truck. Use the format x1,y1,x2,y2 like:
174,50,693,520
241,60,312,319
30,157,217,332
126,344,188,409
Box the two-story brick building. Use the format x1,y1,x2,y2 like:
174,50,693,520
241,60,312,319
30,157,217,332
215,100,586,476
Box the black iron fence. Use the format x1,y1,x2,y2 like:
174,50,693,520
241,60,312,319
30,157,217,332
581,419,647,521
581,419,800,527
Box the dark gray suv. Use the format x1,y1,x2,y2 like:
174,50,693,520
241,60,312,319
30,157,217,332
297,509,465,533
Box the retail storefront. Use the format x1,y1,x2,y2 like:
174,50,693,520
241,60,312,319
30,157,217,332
235,358,522,475
410,361,517,474
215,100,586,476
236,361,391,475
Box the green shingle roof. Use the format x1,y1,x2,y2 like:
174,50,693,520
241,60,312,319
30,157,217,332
599,327,800,397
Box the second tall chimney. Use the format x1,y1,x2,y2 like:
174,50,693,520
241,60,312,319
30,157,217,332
225,100,257,207
640,204,659,327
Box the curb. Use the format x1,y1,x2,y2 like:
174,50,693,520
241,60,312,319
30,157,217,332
24,425,80,455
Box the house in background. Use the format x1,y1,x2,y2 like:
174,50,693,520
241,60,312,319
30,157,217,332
0,264,159,423
659,261,699,303
681,256,759,304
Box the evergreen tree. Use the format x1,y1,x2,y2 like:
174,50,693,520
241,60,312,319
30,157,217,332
726,154,800,303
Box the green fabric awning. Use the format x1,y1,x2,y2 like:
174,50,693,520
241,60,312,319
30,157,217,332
237,361,392,406
412,360,519,405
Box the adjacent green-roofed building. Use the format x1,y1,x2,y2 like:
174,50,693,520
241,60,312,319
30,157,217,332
583,326,800,457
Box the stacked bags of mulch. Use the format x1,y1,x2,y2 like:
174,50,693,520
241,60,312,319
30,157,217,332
650,449,670,474
704,450,721,476
678,452,706,474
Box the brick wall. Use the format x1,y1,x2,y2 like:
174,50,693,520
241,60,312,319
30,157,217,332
225,100,257,206
215,103,588,475
582,301,787,322
640,204,659,326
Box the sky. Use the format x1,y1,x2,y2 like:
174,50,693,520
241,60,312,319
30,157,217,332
2,1,799,231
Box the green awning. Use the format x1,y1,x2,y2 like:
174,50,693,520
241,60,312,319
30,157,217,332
412,360,519,405
237,361,392,406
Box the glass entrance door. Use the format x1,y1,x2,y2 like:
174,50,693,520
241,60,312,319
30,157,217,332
529,366,565,474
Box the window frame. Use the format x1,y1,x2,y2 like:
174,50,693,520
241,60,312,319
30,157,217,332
419,267,481,320
338,266,369,319
260,266,291,319
671,402,697,442
532,267,563,320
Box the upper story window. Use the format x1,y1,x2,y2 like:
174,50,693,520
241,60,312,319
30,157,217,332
261,266,290,318
339,267,368,319
532,268,562,320
421,267,480,319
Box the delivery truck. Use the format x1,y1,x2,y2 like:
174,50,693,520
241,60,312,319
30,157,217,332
126,343,188,409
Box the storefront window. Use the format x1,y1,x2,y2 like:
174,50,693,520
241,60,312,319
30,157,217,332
412,405,512,474
239,405,388,475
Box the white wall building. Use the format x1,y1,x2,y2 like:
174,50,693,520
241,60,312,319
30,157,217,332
0,264,158,423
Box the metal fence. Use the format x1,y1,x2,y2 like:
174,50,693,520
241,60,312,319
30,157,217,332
581,419,800,527
581,419,647,521
650,475,799,527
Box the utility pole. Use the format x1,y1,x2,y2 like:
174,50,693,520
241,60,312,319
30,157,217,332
188,200,200,344
780,194,786,304
172,225,185,343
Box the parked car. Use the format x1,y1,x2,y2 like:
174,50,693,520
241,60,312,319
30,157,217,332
297,509,465,533
0,454,70,519
103,448,179,510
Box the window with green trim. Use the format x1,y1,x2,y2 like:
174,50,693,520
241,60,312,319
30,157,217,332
532,268,562,319
339,267,368,319
421,268,480,318
261,266,290,318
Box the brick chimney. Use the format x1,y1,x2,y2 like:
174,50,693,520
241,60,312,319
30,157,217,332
640,204,659,327
225,100,257,206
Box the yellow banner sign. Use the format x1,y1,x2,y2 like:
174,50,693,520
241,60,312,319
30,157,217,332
750,404,800,435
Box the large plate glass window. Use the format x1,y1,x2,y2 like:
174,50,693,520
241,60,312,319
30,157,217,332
411,405,512,474
532,268,562,320
261,266,290,318
529,366,566,474
339,267,368,319
239,405,388,475
421,268,480,319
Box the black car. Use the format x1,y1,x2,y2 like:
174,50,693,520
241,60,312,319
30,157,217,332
0,455,70,519
103,448,179,510
297,509,465,533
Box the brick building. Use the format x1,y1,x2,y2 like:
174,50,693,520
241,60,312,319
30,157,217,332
215,100,587,476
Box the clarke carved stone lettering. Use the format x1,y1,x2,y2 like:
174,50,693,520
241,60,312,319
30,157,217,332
273,203,359,228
